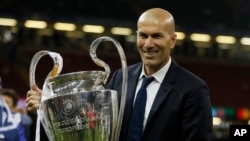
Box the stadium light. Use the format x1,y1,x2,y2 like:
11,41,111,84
0,18,17,26
111,27,132,35
54,22,76,31
82,25,104,33
24,20,47,29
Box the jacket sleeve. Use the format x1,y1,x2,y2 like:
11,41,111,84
181,83,212,141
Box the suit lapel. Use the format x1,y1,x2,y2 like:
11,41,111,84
145,60,178,126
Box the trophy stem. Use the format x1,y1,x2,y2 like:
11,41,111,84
90,36,128,141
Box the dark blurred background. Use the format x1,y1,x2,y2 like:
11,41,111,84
0,0,250,140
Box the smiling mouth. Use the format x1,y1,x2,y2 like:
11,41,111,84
143,51,158,56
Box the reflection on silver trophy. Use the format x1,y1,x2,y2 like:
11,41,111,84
29,36,128,141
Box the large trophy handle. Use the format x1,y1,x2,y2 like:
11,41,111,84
89,36,128,141
29,50,63,141
29,50,63,89
89,37,111,84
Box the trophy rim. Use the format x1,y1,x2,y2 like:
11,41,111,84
47,70,108,82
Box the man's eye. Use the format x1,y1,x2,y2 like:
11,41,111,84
139,34,147,38
152,34,162,39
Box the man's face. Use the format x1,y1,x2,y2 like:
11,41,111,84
137,20,176,74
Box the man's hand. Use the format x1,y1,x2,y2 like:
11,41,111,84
26,84,42,112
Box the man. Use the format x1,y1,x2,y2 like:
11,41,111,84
26,8,212,141
108,8,212,141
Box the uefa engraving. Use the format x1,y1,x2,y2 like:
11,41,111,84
62,99,76,115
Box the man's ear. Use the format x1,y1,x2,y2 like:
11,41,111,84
170,33,177,49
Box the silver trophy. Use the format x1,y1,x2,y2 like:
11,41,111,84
29,36,128,141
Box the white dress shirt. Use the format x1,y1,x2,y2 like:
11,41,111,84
134,57,172,129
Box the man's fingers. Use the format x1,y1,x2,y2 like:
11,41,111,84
26,89,42,112
26,99,40,112
26,90,41,101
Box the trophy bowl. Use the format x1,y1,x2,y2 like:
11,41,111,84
39,89,118,141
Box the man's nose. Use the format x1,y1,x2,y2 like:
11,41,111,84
144,37,154,47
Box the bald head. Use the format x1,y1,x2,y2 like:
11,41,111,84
137,8,175,34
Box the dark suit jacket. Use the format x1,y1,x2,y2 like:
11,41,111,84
108,59,212,141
